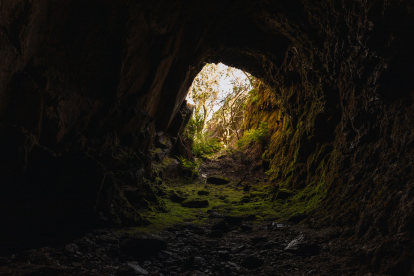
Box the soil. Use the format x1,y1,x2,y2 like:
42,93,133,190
0,150,388,275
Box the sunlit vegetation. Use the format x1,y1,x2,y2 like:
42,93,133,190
131,67,326,234
237,121,269,149
183,113,222,158
183,63,261,160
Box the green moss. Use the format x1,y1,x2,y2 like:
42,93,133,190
281,156,329,217
241,79,332,221
133,74,333,232
128,178,285,234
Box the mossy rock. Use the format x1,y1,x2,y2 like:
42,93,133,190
181,199,209,208
197,190,210,195
207,175,230,185
275,189,295,200
239,195,251,203
170,191,188,203
250,192,266,198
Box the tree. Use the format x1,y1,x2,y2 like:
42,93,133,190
207,70,253,146
186,63,253,150
189,63,233,129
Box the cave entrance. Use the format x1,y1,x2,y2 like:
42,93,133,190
146,63,281,232
185,62,253,151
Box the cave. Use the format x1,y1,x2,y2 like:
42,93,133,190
1,0,414,275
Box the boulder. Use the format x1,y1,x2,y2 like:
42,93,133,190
224,215,244,225
197,190,210,195
170,191,188,203
206,175,230,185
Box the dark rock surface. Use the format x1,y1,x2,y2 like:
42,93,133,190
120,234,167,260
275,189,295,200
197,190,210,195
1,0,414,273
170,192,188,203
241,255,264,269
287,213,308,224
211,220,230,232
0,220,385,276
118,262,149,275
181,199,209,208
206,176,231,185
208,212,224,218
207,230,224,238
284,235,320,256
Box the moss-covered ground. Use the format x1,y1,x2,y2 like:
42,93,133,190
126,175,321,235
128,177,295,233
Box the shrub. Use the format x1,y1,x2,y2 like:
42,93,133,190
237,121,269,148
186,113,204,137
184,114,222,158
176,156,202,176
192,131,222,158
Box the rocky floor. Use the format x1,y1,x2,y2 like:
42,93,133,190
0,213,389,276
0,153,392,275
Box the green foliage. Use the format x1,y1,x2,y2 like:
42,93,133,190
176,156,202,176
237,121,269,148
192,131,222,158
186,112,204,136
248,88,259,104
188,63,252,149
184,111,223,158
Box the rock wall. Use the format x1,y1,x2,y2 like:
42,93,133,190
1,0,414,272
242,1,414,273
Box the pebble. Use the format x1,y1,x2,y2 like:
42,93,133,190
127,262,149,275
0,214,359,275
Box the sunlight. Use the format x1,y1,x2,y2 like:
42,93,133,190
183,63,256,154
186,63,252,124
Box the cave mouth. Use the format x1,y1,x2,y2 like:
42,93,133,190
184,62,253,148
144,61,282,229
141,60,314,239
2,0,414,273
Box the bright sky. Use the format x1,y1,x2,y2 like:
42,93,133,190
187,63,251,121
